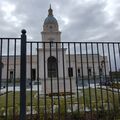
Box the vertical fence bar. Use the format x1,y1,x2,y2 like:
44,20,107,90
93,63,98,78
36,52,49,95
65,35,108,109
117,43,120,106
107,43,114,116
91,43,98,119
13,39,16,120
68,43,73,116
74,43,80,114
102,43,110,115
30,42,33,120
96,43,104,113
56,42,60,120
85,43,92,119
37,43,40,119
113,43,120,97
79,43,86,118
62,43,67,119
0,39,2,91
113,43,120,118
49,42,54,120
43,42,47,120
20,29,27,120
5,39,9,120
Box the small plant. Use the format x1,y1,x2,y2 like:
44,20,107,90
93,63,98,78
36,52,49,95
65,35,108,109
0,107,5,117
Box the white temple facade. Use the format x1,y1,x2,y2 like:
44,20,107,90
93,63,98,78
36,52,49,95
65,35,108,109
1,6,109,94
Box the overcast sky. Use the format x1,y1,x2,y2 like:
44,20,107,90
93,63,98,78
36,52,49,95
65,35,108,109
0,0,120,42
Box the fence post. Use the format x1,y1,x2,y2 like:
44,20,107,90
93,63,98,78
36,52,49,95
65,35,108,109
0,52,2,91
20,29,27,120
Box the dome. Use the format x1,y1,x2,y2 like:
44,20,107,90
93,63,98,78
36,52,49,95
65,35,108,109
44,16,58,25
44,5,58,26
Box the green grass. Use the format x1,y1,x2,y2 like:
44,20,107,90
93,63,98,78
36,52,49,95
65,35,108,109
0,88,120,119
80,88,120,110
0,88,119,108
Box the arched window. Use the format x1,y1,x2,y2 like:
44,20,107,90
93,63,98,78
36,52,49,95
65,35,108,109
47,56,58,77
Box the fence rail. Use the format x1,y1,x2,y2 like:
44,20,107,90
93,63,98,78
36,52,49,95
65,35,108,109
0,30,120,120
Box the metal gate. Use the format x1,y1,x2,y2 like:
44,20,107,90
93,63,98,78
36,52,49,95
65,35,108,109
0,30,120,120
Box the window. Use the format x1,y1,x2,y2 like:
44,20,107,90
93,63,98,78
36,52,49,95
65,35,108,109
32,69,36,80
99,68,102,72
34,81,41,85
49,26,53,29
99,68,102,75
78,68,80,76
50,40,54,47
49,25,53,32
88,68,92,76
49,38,54,47
0,62,4,69
9,70,14,81
68,67,73,77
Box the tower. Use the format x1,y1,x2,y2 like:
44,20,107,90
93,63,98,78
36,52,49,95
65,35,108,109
38,6,76,94
41,5,61,46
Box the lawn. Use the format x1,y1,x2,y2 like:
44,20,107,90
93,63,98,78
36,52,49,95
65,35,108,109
0,88,120,120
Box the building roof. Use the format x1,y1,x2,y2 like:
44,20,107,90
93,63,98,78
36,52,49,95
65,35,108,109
44,5,58,26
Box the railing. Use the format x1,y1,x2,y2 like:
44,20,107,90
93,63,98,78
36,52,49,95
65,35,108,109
0,30,120,120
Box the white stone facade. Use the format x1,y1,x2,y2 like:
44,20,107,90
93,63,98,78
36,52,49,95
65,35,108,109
1,7,109,94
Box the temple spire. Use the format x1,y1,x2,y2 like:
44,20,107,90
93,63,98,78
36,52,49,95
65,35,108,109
48,4,53,16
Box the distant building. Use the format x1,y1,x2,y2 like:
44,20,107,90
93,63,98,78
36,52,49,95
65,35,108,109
1,6,109,93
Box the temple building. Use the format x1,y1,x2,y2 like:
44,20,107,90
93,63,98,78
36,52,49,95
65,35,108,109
1,6,109,93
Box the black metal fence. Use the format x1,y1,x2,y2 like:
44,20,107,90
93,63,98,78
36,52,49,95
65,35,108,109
0,30,120,120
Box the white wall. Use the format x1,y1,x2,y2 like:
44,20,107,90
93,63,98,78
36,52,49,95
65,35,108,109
1,53,109,81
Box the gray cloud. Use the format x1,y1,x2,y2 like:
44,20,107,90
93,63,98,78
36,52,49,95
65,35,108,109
0,0,120,42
